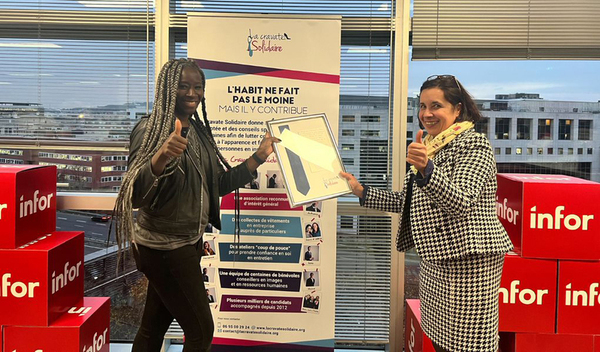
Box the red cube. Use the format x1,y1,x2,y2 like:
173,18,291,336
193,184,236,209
0,165,57,249
4,297,110,352
0,231,84,326
405,299,435,352
496,173,600,260
499,252,558,333
557,260,600,334
500,332,594,352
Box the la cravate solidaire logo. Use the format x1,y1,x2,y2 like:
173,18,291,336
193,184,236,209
247,29,292,57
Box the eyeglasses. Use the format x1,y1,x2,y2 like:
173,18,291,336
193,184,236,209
426,74,462,94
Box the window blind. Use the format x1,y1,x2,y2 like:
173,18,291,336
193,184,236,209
0,0,155,142
413,0,600,60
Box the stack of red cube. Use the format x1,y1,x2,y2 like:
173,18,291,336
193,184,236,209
497,173,600,351
0,165,110,352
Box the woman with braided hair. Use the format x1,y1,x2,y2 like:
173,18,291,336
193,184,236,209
113,58,279,351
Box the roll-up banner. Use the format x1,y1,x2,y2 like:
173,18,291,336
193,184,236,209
188,13,341,351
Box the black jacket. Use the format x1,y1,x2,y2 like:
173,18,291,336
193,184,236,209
129,118,255,234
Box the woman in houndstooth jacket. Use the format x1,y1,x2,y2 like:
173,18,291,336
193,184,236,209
341,75,513,352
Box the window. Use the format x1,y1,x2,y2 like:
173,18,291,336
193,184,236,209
102,155,129,162
538,119,553,140
516,147,522,155
495,118,510,139
568,148,574,155
101,176,123,183
579,120,592,140
516,118,532,140
558,148,564,155
361,130,380,137
578,148,584,155
539,106,545,112
527,148,533,155
101,165,128,172
494,148,501,155
39,152,92,162
342,130,355,136
558,119,573,140
588,148,594,155
505,148,511,155
361,115,380,123
0,158,23,164
0,149,23,156
342,158,355,166
475,117,489,136
341,144,354,151
548,148,553,155
538,148,543,155
39,162,92,172
342,115,355,122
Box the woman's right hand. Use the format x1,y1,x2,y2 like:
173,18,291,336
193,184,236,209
151,119,188,175
339,171,364,198
158,119,188,159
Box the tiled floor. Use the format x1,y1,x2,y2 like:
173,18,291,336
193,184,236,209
110,343,378,352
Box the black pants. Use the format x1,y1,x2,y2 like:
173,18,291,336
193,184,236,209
132,241,214,352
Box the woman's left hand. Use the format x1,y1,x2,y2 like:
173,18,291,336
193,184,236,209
255,131,281,160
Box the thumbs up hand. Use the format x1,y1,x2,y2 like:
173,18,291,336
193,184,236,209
407,130,428,175
151,118,189,176
152,119,188,176
159,118,189,158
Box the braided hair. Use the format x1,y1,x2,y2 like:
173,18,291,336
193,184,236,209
112,58,231,256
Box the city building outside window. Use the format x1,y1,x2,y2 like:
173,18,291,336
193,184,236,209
538,119,553,140
495,118,510,139
361,115,380,123
475,117,489,136
516,118,532,139
558,119,573,140
361,130,380,137
579,120,593,140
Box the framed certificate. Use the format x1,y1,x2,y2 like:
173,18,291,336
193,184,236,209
267,113,352,207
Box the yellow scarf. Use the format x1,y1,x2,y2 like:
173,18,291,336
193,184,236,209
411,121,474,174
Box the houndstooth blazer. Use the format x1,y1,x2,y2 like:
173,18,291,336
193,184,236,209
363,129,514,261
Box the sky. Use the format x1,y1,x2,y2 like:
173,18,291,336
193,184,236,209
408,59,600,103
